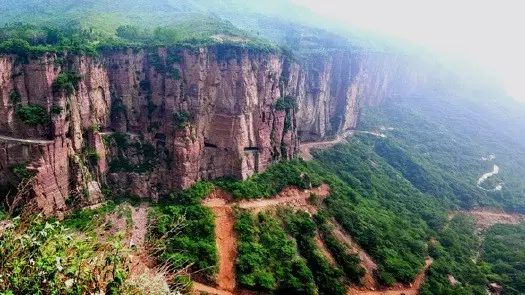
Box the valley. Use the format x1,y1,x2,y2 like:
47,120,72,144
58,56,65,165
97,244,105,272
1,1,525,295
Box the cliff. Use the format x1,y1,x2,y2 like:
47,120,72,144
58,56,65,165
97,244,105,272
0,46,429,214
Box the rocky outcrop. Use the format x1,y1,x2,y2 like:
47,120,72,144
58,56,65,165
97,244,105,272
0,46,431,213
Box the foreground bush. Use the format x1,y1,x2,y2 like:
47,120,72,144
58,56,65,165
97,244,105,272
0,215,130,294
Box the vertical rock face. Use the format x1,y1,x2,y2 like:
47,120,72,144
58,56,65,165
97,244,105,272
0,46,432,213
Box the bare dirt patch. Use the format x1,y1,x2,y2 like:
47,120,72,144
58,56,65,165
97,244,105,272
330,220,378,290
193,282,234,295
236,184,330,213
347,257,432,295
315,232,337,265
130,204,148,248
204,202,237,292
459,209,524,231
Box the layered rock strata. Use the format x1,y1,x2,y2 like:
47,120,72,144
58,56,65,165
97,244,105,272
0,47,429,213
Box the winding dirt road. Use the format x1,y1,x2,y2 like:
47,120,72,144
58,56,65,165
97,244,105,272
347,258,433,295
199,185,330,294
298,130,387,160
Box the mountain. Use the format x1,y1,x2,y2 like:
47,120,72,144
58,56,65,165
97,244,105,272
1,1,524,295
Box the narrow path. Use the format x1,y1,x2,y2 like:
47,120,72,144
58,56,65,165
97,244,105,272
299,131,353,160
204,193,237,293
193,282,233,295
330,220,378,290
476,164,503,191
315,232,337,265
0,134,53,144
298,129,386,160
236,184,330,213
130,204,148,248
203,184,330,213
347,258,432,295
200,184,331,293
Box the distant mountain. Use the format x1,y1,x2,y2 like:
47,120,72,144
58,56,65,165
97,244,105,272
0,0,397,52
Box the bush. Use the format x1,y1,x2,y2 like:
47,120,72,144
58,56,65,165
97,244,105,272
148,198,217,280
9,164,34,180
281,210,346,295
9,90,21,105
52,71,81,95
15,104,48,126
0,215,130,294
215,160,321,199
168,68,181,80
168,181,215,205
275,96,297,111
50,105,62,115
84,147,100,165
235,211,316,294
172,111,191,129
316,216,365,285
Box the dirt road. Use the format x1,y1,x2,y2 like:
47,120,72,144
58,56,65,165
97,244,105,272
330,220,378,290
347,258,433,295
130,204,148,248
204,200,237,292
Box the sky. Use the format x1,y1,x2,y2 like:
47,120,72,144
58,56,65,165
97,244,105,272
293,0,525,101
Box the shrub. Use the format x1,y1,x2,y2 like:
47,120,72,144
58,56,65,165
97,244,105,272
15,104,48,125
168,181,215,205
235,211,316,294
168,68,181,80
84,147,100,165
50,105,62,115
9,164,34,180
172,111,191,129
0,215,130,294
281,210,346,295
316,216,365,284
215,160,321,199
275,96,297,111
52,71,81,95
9,90,21,105
148,204,218,280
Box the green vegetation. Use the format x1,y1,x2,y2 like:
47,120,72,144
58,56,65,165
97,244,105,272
0,20,278,60
148,182,218,280
9,164,34,180
421,216,487,294
53,71,81,95
480,223,525,294
15,104,49,126
172,111,191,129
9,90,21,105
105,133,158,173
167,181,214,205
281,209,346,295
316,213,365,285
360,97,525,212
62,201,117,230
84,147,100,165
215,160,321,199
0,215,130,294
275,96,297,111
51,105,63,115
313,139,440,284
235,210,316,293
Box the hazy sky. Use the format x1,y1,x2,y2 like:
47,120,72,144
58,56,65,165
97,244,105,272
293,0,525,101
